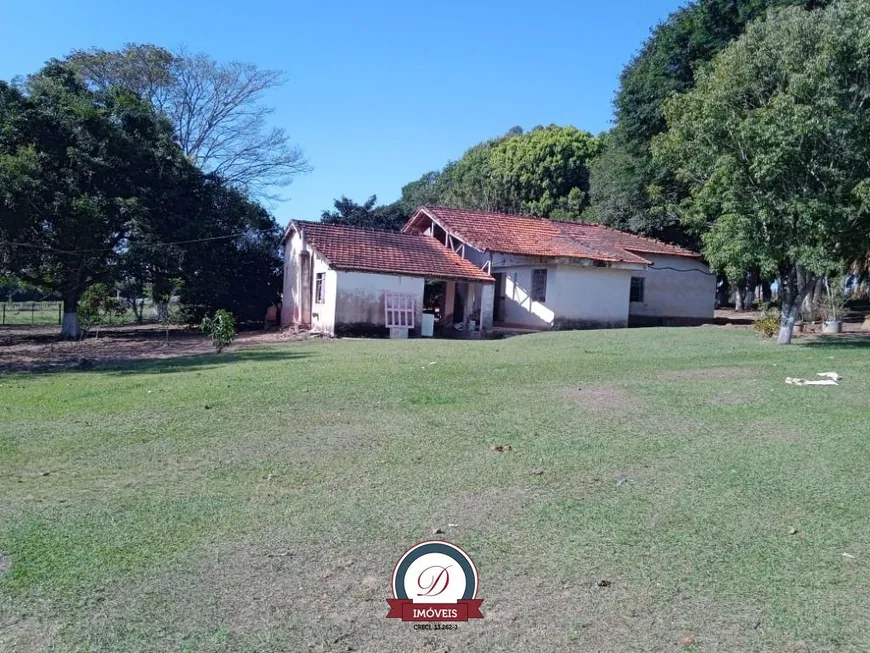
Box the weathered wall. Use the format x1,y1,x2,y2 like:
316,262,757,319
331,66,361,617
280,233,300,327
550,265,632,328
628,254,715,322
334,272,424,335
494,264,633,329
281,231,336,331
310,254,337,334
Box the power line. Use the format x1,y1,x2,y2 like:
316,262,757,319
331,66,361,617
0,226,284,255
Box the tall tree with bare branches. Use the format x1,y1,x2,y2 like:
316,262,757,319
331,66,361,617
65,44,309,199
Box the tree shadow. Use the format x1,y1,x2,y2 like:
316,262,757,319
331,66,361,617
801,334,870,350
0,348,314,376
107,348,314,375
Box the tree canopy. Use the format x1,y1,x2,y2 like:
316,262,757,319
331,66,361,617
65,44,310,200
321,196,409,232
591,0,832,243
0,61,283,337
654,0,870,342
0,63,184,337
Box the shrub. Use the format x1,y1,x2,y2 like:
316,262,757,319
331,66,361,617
821,276,847,322
200,309,236,352
754,307,781,338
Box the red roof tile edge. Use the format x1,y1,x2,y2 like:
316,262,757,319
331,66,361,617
286,220,494,283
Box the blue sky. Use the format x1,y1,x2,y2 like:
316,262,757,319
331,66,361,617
0,0,682,227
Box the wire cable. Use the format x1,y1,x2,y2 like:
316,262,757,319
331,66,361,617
0,226,284,255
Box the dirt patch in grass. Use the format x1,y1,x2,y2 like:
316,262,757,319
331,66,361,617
435,487,543,534
51,536,431,652
563,384,635,411
0,601,59,653
0,325,317,373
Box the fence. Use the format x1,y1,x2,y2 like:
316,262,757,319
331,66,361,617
1,301,264,329
1,302,63,326
1,301,180,327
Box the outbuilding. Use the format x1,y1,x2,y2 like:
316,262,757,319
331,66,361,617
280,220,494,337
402,207,715,330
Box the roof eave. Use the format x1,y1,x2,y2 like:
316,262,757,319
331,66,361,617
331,263,493,284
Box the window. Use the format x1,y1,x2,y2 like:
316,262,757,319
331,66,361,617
315,272,325,304
531,269,547,302
630,276,645,303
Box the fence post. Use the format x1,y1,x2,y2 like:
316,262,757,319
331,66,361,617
32,302,35,325
2,303,4,325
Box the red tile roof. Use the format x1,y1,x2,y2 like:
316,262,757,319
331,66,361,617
286,220,494,283
405,207,700,262
553,220,701,259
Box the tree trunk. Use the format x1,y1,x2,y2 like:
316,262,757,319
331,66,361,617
802,277,825,321
716,277,730,308
130,296,143,324
60,294,80,340
734,286,745,311
743,271,757,310
777,303,799,344
777,266,814,344
761,280,772,304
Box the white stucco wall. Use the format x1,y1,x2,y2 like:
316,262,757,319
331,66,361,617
280,231,336,331
310,255,337,334
627,254,715,321
280,233,300,326
495,263,633,329
334,271,424,334
550,265,632,327
499,266,557,328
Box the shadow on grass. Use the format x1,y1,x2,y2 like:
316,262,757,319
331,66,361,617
107,348,314,375
801,334,870,350
0,348,314,376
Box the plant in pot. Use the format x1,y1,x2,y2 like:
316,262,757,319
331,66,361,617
821,276,847,334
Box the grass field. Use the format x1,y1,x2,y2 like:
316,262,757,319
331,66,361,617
1,328,869,652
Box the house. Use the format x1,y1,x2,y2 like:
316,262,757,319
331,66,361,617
280,220,494,336
280,207,715,337
401,207,715,330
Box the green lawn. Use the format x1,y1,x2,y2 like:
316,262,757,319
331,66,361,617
1,328,869,652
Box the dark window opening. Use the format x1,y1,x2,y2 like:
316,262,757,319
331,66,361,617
630,277,645,303
532,269,547,303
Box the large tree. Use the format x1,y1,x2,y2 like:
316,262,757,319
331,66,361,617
175,178,283,322
591,0,832,242
397,125,600,221
654,0,870,343
0,63,184,338
65,44,309,200
321,196,409,231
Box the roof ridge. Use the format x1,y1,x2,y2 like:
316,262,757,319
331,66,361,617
291,219,426,238
423,205,553,223
426,208,696,255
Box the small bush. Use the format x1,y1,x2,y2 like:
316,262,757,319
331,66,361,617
754,308,781,338
200,309,236,352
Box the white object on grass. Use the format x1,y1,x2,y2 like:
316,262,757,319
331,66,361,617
785,372,842,386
